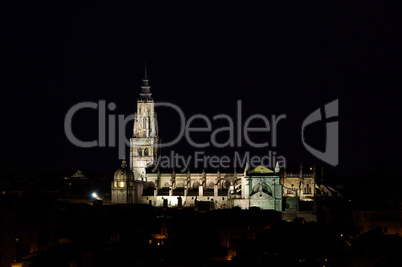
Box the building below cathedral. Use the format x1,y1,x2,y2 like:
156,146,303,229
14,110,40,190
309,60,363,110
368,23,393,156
111,69,340,215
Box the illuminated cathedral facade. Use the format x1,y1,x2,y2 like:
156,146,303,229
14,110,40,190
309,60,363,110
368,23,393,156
111,70,339,213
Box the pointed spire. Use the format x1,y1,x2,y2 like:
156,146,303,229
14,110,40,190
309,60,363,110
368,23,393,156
275,161,280,173
140,65,152,100
299,162,303,179
313,164,316,180
244,162,249,176
321,166,324,183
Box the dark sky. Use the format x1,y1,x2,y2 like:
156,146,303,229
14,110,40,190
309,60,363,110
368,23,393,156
2,1,402,177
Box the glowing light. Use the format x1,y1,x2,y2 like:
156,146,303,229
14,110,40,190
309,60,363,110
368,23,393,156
91,192,101,200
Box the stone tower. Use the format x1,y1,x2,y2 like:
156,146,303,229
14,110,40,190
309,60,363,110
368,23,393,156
130,67,159,180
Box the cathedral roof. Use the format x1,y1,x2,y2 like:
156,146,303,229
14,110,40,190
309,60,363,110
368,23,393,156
114,160,134,180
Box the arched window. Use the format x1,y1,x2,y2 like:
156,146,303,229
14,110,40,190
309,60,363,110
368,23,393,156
252,182,272,196
138,148,142,157
144,148,149,156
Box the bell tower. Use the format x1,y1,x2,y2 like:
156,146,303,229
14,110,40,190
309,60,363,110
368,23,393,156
130,67,159,180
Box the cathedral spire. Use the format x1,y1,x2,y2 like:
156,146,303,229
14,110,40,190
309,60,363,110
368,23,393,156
275,161,280,173
140,66,152,100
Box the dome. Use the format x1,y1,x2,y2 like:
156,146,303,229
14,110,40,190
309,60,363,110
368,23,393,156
114,160,134,180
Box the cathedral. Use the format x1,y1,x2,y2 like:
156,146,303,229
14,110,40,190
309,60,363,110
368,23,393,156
111,70,339,213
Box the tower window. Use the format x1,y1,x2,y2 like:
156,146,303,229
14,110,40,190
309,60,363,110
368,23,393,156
144,148,149,156
138,148,142,157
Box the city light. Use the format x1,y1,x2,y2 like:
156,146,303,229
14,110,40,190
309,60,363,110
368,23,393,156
91,192,101,200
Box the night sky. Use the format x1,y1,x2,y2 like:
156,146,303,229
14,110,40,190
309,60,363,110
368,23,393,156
3,1,402,177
